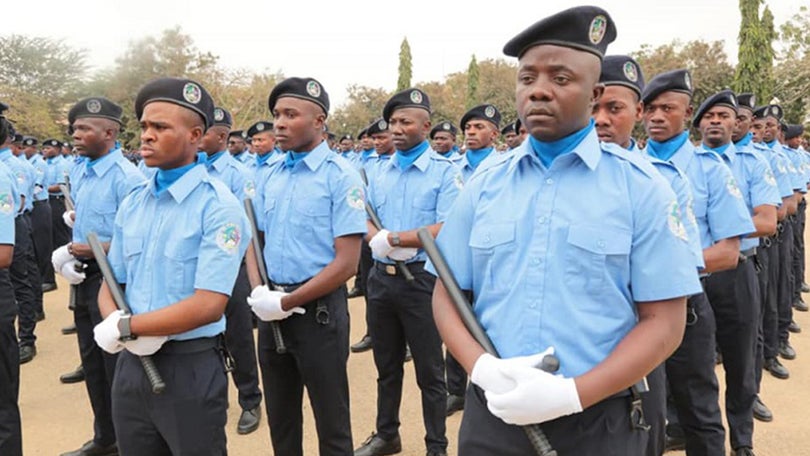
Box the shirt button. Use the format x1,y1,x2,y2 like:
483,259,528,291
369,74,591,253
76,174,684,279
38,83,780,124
538,216,547,224
597,240,606,248
545,178,554,185
532,258,541,265
484,235,491,244
529,300,538,309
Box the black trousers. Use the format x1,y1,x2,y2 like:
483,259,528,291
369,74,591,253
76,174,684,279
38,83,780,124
112,342,228,455
357,240,374,337
705,259,759,450
777,222,794,344
368,265,447,453
0,270,21,456
458,384,647,455
445,353,467,397
30,199,53,286
11,216,38,347
642,364,666,456
757,239,780,389
224,264,262,411
665,292,725,455
74,274,118,447
257,286,353,456
792,201,806,302
49,196,72,256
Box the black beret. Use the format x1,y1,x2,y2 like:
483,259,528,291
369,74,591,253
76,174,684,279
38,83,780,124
430,121,458,139
0,102,8,115
503,6,616,59
247,121,274,137
212,107,233,127
780,120,788,132
42,139,62,148
500,122,518,136
785,124,805,140
600,55,645,97
383,88,431,122
228,129,244,138
357,127,369,139
340,134,353,142
641,69,693,105
736,93,756,112
753,104,783,121
461,104,502,131
327,132,336,140
22,136,38,147
12,134,23,143
515,118,523,132
68,97,123,126
135,77,215,130
268,77,329,117
367,118,388,136
693,90,738,128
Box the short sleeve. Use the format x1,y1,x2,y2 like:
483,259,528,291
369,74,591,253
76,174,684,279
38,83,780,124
331,166,368,238
705,159,755,242
193,195,252,295
425,183,476,290
435,163,462,224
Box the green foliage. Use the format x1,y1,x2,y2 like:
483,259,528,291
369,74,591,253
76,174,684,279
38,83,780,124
328,85,392,138
734,0,774,104
774,5,810,124
397,38,413,92
466,55,479,110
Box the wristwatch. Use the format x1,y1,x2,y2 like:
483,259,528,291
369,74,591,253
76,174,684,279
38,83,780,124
390,232,401,247
117,314,137,341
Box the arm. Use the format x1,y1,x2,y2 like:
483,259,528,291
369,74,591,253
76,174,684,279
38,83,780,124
777,199,788,221
702,237,741,273
70,241,110,259
372,223,444,248
0,245,13,268
747,204,777,238
433,279,486,373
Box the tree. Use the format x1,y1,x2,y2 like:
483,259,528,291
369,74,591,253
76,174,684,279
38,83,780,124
329,85,392,138
397,37,412,91
734,0,775,103
774,6,810,123
466,55,479,109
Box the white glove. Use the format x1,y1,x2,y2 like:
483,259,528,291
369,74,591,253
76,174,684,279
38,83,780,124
388,247,418,262
93,310,125,354
124,336,168,356
61,260,86,285
247,285,306,321
52,244,74,274
62,210,75,228
369,229,394,258
485,364,583,426
471,348,556,394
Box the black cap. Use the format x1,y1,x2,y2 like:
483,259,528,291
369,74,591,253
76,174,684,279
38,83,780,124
503,6,616,59
500,122,518,136
736,93,756,112
785,124,805,140
753,104,783,121
515,118,523,132
340,134,353,142
212,107,233,127
327,132,336,141
430,121,458,139
247,121,274,137
383,88,431,122
228,129,244,138
42,139,62,148
367,118,388,136
12,134,23,144
600,55,645,97
68,97,123,126
461,104,502,131
693,90,738,128
268,77,329,117
358,127,369,139
135,77,215,129
22,136,38,147
641,69,693,105
0,102,8,115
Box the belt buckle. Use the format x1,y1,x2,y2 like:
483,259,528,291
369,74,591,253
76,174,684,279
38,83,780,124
385,265,397,275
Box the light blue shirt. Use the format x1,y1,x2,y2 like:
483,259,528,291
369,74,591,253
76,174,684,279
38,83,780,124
255,141,367,284
0,161,17,244
458,147,497,182
741,137,795,199
206,151,255,201
72,149,144,244
137,158,157,180
234,150,256,168
780,144,808,193
367,143,462,264
0,148,32,214
27,153,48,202
45,155,72,195
427,130,701,378
108,164,250,340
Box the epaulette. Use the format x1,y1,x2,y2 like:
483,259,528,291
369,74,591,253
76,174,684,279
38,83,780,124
601,142,656,179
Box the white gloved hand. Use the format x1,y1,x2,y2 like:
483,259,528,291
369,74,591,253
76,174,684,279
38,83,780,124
388,247,418,262
61,260,86,285
485,364,582,426
471,347,556,394
369,229,394,258
62,210,75,228
124,336,169,356
93,310,125,354
52,244,74,274
247,285,306,321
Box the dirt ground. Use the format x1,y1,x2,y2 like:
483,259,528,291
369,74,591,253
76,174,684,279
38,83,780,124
18,272,810,455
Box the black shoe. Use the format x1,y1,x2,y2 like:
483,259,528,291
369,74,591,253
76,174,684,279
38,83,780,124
351,335,373,353
347,287,364,299
237,406,261,435
60,440,118,456
427,451,448,456
779,341,797,360
404,345,412,363
36,311,46,322
42,282,58,293
733,447,755,456
789,320,802,334
354,433,402,456
62,324,77,335
19,345,36,364
664,434,686,452
60,365,85,384
446,394,465,416
802,282,810,293
794,298,808,312
753,396,773,422
764,357,790,379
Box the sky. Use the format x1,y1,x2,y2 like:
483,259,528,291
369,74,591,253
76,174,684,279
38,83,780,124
3,0,805,108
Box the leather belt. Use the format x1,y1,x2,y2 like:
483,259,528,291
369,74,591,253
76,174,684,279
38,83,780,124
158,335,221,355
738,247,757,262
272,280,309,293
374,261,425,276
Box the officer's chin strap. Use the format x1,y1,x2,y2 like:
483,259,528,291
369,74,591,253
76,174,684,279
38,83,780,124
629,378,651,431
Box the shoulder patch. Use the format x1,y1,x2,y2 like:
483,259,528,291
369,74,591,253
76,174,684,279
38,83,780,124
346,185,365,210
216,223,241,254
667,199,689,242
0,193,13,214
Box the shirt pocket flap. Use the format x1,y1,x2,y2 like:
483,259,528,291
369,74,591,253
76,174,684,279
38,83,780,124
123,237,144,257
567,225,631,255
469,222,516,249
164,238,200,260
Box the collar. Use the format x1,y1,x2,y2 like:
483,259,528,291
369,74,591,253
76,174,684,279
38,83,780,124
295,140,331,172
88,149,122,177
704,142,735,163
209,150,231,172
510,126,601,172
667,138,697,172
148,162,207,203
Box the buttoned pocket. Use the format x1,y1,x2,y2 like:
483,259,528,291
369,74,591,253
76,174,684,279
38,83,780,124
470,222,516,293
564,225,631,294
292,196,332,244
163,238,200,295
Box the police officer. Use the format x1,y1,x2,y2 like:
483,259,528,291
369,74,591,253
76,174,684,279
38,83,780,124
429,121,460,160
42,139,73,268
354,87,458,456
227,129,253,167
339,134,355,160
52,96,144,456
22,137,54,296
248,77,364,456
783,124,809,313
199,105,263,434
500,122,521,151
247,120,278,166
93,77,249,454
357,126,376,167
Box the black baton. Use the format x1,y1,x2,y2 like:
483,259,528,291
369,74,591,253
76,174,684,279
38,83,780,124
59,184,74,211
87,232,166,394
417,227,559,456
243,199,288,354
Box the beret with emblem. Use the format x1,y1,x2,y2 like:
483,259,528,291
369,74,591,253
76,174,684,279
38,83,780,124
0,102,8,115
503,5,616,59
641,69,693,105
785,124,805,140
367,118,388,136
268,77,330,117
600,55,645,97
12,134,23,144
42,139,62,148
22,136,38,147
461,104,502,131
340,134,353,142
736,93,756,112
68,97,123,126
212,107,233,128
430,121,458,139
247,121,274,137
135,77,215,130
383,88,431,122
753,104,783,121
357,127,369,139
693,90,738,128
500,122,518,136
228,129,243,138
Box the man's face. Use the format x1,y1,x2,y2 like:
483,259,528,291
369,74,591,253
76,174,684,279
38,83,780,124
42,145,59,158
464,119,498,150
73,118,112,159
372,131,394,155
733,109,753,142
787,136,802,149
503,131,520,149
592,85,641,149
138,102,203,169
227,136,246,155
388,107,430,151
360,135,374,150
516,45,603,141
698,105,736,148
642,91,692,142
23,146,37,158
751,118,766,143
431,132,455,153
272,97,324,153
251,131,276,155
200,126,228,154
339,139,353,152
763,117,780,144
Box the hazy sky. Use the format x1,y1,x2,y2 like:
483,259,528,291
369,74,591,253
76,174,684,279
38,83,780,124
4,0,804,108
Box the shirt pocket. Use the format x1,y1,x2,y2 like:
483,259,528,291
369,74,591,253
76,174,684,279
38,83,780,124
469,222,516,294
292,196,332,242
564,225,632,295
163,237,200,296
123,236,144,281
413,190,438,226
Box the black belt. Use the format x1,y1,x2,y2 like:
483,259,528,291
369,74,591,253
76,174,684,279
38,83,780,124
33,199,48,206
271,280,309,293
374,261,425,276
48,194,65,199
158,335,221,355
738,247,756,262
75,259,100,276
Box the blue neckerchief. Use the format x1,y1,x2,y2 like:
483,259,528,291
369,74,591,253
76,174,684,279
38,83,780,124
735,132,753,148
284,151,307,168
452,145,460,153
206,150,225,166
647,131,689,162
529,119,595,168
256,153,273,166
766,140,777,149
466,147,493,170
706,143,731,156
155,158,199,195
361,148,375,161
46,156,56,164
395,140,430,169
